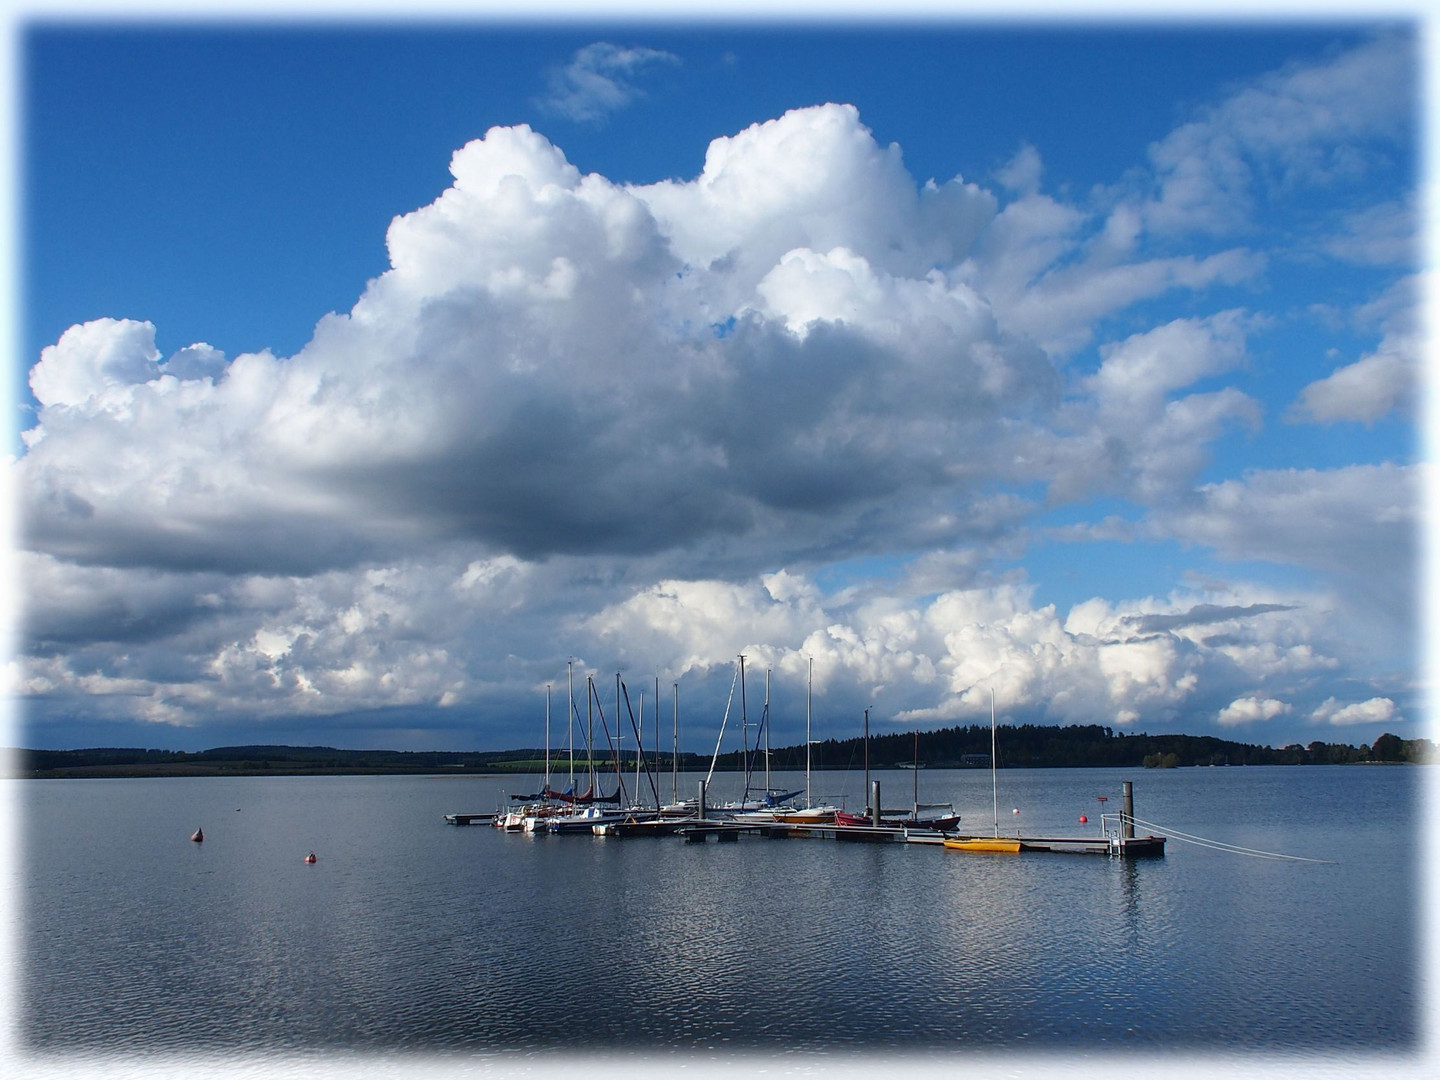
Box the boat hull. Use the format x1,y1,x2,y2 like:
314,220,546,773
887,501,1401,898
943,837,1022,853
836,810,960,831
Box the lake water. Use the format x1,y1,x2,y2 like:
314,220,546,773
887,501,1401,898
10,764,1430,1071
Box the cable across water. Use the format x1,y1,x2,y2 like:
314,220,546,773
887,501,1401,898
1126,814,1335,863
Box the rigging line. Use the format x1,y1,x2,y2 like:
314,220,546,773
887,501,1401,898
742,690,770,800
1126,816,1335,863
587,677,627,806
705,663,740,788
620,680,661,810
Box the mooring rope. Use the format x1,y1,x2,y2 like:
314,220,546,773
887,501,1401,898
1126,814,1335,863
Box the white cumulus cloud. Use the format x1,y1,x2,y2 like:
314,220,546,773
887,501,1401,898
1290,275,1419,425
1311,696,1398,727
1217,696,1292,726
13,37,1418,747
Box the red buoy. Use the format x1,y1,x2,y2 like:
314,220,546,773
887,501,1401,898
1079,815,1088,824
190,827,204,843
304,852,317,863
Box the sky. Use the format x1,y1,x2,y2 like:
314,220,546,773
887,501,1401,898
3,12,1426,754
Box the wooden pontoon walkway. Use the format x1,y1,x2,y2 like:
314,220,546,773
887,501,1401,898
443,812,495,826
597,818,1165,854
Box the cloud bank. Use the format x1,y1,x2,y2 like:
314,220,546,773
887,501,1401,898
13,35,1418,750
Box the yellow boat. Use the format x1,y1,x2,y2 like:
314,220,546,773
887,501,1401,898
943,836,1021,853
942,692,1022,854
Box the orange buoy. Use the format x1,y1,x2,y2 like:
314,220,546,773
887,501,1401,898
191,827,204,842
1079,815,1088,823
304,852,317,863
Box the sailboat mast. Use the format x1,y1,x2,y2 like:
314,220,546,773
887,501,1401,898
567,660,575,789
544,684,551,789
990,688,999,838
806,658,812,810
863,707,871,813
655,674,661,809
913,729,919,815
672,681,679,803
764,668,772,794
738,654,749,794
586,674,595,794
636,689,644,804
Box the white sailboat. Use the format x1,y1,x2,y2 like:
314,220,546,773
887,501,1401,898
732,658,837,824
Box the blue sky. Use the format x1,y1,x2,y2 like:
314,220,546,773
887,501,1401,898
9,16,1423,753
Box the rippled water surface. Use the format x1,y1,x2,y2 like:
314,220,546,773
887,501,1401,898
17,765,1421,1053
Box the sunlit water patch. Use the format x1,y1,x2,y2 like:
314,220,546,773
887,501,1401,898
16,766,1420,1054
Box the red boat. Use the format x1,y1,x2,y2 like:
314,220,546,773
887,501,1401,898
834,808,961,831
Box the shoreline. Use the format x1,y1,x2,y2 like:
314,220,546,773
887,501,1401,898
10,760,1422,780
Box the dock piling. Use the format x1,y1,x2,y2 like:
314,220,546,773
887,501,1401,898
1122,781,1135,840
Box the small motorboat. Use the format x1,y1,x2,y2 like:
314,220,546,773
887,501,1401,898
190,827,204,843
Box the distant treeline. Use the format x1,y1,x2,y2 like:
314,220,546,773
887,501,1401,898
10,725,1432,778
768,724,1433,770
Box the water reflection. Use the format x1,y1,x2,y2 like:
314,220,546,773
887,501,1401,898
17,767,1419,1053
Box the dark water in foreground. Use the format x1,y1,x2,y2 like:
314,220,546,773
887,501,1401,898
16,765,1423,1054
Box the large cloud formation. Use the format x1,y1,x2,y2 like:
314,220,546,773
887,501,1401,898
12,36,1419,748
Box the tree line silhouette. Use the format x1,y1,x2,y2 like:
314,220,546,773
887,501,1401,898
14,724,1431,777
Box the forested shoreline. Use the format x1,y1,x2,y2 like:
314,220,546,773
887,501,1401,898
10,724,1432,778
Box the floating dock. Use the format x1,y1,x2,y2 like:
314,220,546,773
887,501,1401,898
450,780,1166,856
662,821,1163,855
443,813,495,826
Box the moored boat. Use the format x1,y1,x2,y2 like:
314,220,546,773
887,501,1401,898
834,807,960,831
942,836,1021,853
729,804,837,825
943,689,1017,854
546,804,633,833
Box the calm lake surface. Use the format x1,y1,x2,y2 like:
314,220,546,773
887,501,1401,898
14,765,1426,1059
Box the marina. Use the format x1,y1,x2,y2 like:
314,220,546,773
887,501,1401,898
449,776,1167,856
452,664,1168,856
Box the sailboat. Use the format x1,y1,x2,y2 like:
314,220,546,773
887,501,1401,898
730,660,839,824
720,660,816,821
833,725,959,830
896,730,960,829
944,689,1021,853
543,674,633,832
501,682,584,832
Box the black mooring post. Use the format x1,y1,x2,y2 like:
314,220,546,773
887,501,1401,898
697,779,707,822
1122,780,1135,839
